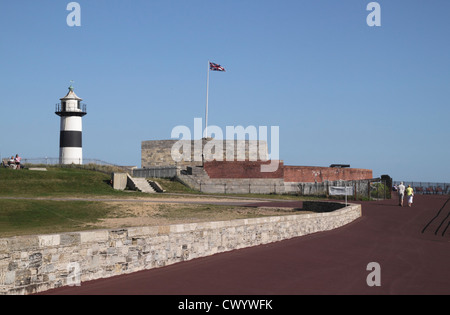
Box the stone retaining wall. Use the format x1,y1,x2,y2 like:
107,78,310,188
0,203,361,295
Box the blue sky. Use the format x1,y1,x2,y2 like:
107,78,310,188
1,1,449,182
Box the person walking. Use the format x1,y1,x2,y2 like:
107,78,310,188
406,185,414,207
398,182,406,207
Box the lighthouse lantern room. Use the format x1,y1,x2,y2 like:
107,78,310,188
55,84,87,165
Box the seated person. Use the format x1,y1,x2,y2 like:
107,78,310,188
8,156,16,168
15,154,22,169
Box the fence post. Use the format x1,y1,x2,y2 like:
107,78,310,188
377,182,380,199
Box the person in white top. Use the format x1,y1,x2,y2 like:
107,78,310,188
397,182,406,207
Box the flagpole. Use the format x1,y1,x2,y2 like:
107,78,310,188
205,60,210,139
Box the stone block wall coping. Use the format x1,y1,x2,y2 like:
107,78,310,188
0,202,361,295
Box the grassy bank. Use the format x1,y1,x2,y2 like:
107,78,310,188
0,167,304,237
0,199,114,238
0,167,131,197
0,167,127,237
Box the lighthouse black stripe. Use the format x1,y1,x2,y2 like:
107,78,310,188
60,131,82,148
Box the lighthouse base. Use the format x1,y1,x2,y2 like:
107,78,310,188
59,147,83,165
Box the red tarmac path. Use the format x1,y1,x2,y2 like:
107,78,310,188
42,194,450,295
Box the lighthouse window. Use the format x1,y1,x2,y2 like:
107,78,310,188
61,101,66,111
77,101,81,109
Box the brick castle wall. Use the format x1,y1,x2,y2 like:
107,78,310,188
203,161,372,183
283,166,373,183
204,161,284,179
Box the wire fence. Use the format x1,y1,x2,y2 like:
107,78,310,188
177,176,392,200
1,157,131,174
18,157,114,166
295,179,391,200
393,181,450,195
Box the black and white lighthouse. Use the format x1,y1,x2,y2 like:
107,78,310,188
55,84,87,164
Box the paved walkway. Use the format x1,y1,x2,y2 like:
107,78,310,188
41,194,450,295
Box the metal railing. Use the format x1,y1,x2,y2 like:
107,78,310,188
174,177,392,200
55,103,87,114
13,157,132,174
20,157,111,165
393,181,450,195
133,167,179,179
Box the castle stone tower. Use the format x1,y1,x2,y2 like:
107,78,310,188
55,85,87,164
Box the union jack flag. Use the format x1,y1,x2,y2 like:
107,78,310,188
209,62,226,72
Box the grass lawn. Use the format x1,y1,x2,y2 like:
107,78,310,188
0,167,131,197
0,167,307,237
0,199,113,238
0,167,128,237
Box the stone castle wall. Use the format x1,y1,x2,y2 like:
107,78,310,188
141,139,268,168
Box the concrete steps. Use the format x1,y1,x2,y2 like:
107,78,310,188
126,175,156,193
189,166,210,181
148,180,165,193
176,166,211,191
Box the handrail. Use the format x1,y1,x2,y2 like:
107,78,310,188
55,103,87,113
